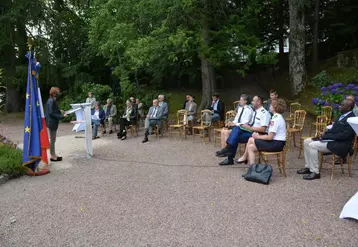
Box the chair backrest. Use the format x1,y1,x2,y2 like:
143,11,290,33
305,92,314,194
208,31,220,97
233,100,240,110
225,110,236,125
292,110,306,130
321,106,332,124
200,109,212,126
315,115,327,138
289,102,301,117
177,109,188,125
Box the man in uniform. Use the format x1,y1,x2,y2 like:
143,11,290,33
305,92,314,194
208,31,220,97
216,95,271,166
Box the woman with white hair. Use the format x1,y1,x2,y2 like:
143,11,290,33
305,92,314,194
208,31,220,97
117,100,137,140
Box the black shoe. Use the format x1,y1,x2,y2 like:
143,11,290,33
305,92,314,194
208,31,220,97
109,130,113,134
303,172,320,180
335,158,347,164
215,146,232,157
297,168,310,174
234,159,248,164
142,137,148,143
219,158,234,166
103,130,106,134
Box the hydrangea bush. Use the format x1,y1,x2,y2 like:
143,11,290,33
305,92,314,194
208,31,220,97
312,83,358,118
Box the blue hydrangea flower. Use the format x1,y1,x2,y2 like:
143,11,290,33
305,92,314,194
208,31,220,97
330,89,337,94
322,91,328,96
321,86,327,91
355,96,358,102
319,99,326,105
333,104,340,109
324,102,330,106
337,83,344,87
328,85,334,90
354,86,358,91
311,98,319,105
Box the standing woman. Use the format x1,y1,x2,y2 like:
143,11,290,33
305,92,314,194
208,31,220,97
45,87,67,162
221,94,253,148
185,95,197,135
236,98,287,165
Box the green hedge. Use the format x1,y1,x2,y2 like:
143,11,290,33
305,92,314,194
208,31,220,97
0,145,26,178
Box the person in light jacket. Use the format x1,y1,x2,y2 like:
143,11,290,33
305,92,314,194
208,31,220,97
103,98,117,134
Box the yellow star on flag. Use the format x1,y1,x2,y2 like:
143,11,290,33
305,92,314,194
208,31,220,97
26,93,30,99
25,126,31,133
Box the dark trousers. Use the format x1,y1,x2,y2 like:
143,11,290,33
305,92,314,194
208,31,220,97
119,118,135,137
226,126,253,162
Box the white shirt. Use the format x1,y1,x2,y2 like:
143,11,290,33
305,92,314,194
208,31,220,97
268,113,286,141
233,105,254,126
92,110,100,120
252,106,271,129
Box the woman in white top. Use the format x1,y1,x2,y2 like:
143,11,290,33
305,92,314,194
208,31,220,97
221,94,254,148
236,98,287,165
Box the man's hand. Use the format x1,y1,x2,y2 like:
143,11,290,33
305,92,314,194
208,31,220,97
240,123,251,130
60,110,65,114
252,132,259,139
63,113,68,117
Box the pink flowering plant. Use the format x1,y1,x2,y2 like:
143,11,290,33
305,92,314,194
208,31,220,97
311,83,358,117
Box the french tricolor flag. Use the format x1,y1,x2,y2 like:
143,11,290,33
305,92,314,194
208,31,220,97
37,85,50,165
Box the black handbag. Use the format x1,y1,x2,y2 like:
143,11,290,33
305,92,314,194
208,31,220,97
242,164,273,185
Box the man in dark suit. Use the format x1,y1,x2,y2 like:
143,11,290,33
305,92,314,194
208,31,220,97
297,99,356,180
207,92,225,123
142,99,164,143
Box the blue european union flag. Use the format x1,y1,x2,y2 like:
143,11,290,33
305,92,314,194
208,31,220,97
23,51,43,171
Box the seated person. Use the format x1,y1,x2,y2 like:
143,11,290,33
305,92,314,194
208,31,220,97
158,94,169,119
220,94,253,148
185,95,197,135
130,96,138,122
136,98,144,118
216,95,271,165
142,99,164,143
235,98,287,165
117,100,137,140
91,102,105,140
297,99,355,180
206,92,225,124
183,95,190,109
103,98,117,134
265,89,278,113
346,95,358,116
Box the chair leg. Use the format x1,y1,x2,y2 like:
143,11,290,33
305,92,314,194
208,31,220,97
293,132,296,147
348,156,353,177
277,154,282,174
331,155,335,180
298,138,303,159
282,151,287,177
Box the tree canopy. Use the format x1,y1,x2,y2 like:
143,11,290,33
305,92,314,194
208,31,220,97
1,0,358,112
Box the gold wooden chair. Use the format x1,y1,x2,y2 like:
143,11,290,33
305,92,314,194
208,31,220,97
285,102,301,127
169,110,188,140
298,115,327,158
309,106,332,136
319,137,357,180
286,110,306,148
214,110,236,147
125,124,138,138
193,110,212,144
259,138,288,177
233,100,240,110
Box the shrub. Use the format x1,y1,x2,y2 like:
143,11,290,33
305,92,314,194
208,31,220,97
0,145,26,178
311,70,332,88
311,83,358,118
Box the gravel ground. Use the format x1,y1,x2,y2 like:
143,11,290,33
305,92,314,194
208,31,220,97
0,119,358,247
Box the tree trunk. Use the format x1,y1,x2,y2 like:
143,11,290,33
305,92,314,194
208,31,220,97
278,0,285,58
288,0,306,96
198,3,216,112
312,0,319,72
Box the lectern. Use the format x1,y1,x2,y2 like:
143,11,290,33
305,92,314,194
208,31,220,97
339,117,358,220
66,103,93,157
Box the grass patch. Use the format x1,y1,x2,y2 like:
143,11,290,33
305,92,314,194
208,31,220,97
0,145,26,178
